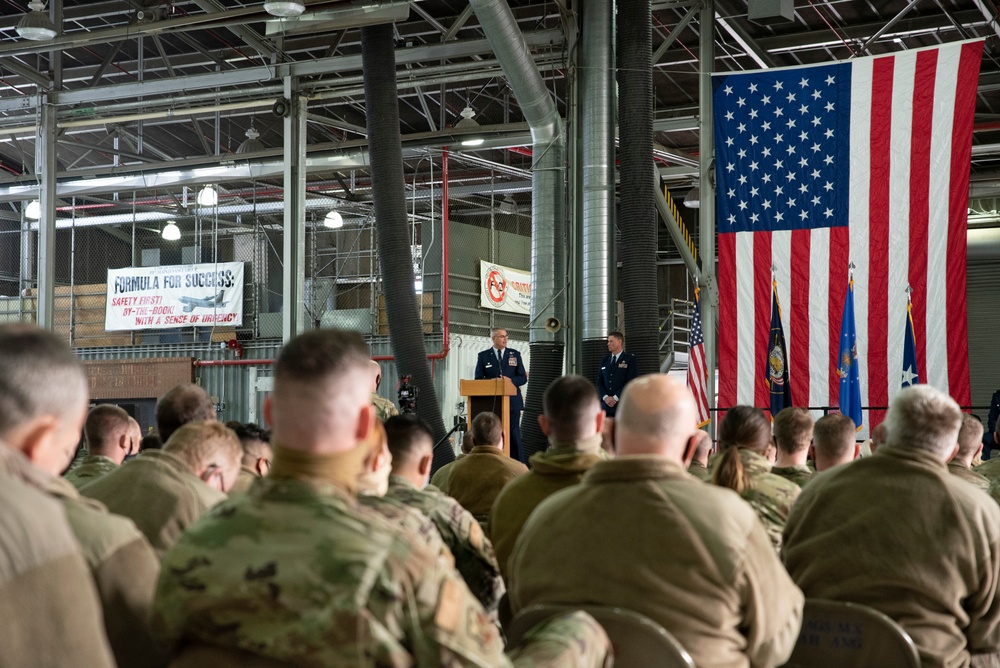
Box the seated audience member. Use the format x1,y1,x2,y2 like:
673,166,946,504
429,430,474,492
950,415,989,491
810,413,859,472
140,433,162,452
770,407,814,487
0,325,162,667
384,414,504,612
226,422,273,494
509,375,803,668
976,420,1000,482
711,406,800,551
490,375,607,579
783,385,1000,667
83,420,240,557
155,382,217,444
600,416,616,456
859,421,885,458
686,430,713,481
65,405,140,489
444,411,528,522
369,359,399,422
152,328,611,667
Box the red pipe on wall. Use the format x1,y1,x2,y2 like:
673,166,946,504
194,148,453,368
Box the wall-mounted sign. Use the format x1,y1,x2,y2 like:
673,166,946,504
480,260,531,315
105,262,244,331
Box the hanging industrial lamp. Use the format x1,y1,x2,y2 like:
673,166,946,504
25,200,41,220
237,125,264,154
161,220,181,241
263,1,305,17
324,210,344,229
197,185,218,206
17,1,57,41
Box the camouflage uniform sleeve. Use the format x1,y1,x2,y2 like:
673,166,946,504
506,611,612,668
448,506,505,613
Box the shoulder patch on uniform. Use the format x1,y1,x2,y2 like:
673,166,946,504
434,577,463,632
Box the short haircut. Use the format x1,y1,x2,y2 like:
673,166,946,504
461,431,475,454
385,414,434,468
772,407,813,454
156,383,216,443
163,420,242,474
885,385,962,457
542,375,600,440
957,414,984,459
228,421,271,460
0,325,88,437
140,433,162,451
84,404,132,454
471,412,503,447
812,414,857,460
871,422,887,446
608,331,624,341
718,406,770,454
490,327,507,337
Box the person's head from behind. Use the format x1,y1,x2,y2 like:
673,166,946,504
156,383,216,444
772,407,813,465
163,420,242,493
711,406,770,493
265,328,374,454
471,412,503,449
954,414,984,467
230,422,272,477
461,430,475,455
871,422,887,453
539,374,605,446
810,414,859,471
614,375,700,461
0,325,89,475
140,433,162,452
84,404,137,465
385,414,434,488
882,385,962,463
369,359,383,394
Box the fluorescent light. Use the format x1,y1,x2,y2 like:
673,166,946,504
161,221,181,241
197,185,218,206
460,137,485,147
324,210,344,228
17,1,57,41
25,200,40,220
264,1,306,17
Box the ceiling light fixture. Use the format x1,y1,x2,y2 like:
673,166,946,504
237,126,265,154
324,210,344,229
683,186,700,209
17,1,57,41
25,200,41,220
456,105,484,147
197,185,218,206
161,220,181,241
263,1,306,17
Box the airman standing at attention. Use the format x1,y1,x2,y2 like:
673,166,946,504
153,329,611,667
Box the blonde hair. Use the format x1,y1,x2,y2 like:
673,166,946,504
164,421,242,474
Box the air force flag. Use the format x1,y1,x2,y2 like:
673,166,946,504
838,279,863,429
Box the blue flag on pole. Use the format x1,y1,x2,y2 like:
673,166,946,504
766,280,793,417
838,279,863,429
901,300,921,388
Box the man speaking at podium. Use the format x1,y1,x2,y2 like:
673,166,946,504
475,328,528,462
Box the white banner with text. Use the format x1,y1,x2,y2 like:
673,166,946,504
105,262,244,331
479,260,531,315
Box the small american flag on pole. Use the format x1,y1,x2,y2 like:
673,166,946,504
713,40,981,432
688,286,711,428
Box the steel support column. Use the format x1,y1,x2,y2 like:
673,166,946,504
699,0,717,428
282,78,307,342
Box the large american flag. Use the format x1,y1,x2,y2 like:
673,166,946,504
714,40,982,432
688,286,710,428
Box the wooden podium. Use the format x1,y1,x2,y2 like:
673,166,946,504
460,378,517,457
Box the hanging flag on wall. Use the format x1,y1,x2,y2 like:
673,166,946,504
713,40,980,433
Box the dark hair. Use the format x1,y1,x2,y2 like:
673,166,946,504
140,433,163,452
84,404,132,454
713,406,770,494
471,412,503,447
772,407,813,454
608,331,624,341
385,414,434,467
229,421,271,444
155,383,216,443
542,375,600,440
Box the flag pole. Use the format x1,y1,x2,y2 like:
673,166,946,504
698,0,717,437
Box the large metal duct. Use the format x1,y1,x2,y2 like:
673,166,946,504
580,0,616,382
360,24,450,467
617,0,660,375
469,0,567,462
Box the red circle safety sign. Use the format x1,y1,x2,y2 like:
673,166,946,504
486,269,507,305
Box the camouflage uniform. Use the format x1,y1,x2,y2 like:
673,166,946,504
949,461,990,491
710,448,800,551
228,465,259,495
771,464,814,488
357,490,453,562
687,460,710,481
372,392,400,422
386,475,504,612
975,456,1000,483
64,453,118,489
153,471,611,667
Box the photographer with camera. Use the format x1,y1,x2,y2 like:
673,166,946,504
474,328,527,463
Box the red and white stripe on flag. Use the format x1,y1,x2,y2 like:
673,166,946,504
688,289,711,428
717,40,980,434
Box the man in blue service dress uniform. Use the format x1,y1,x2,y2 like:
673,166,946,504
475,328,528,463
597,331,638,418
